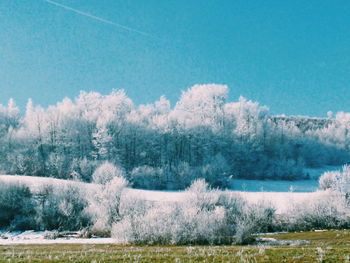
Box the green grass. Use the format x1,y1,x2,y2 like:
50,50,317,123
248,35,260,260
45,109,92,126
1,231,350,262
265,229,350,245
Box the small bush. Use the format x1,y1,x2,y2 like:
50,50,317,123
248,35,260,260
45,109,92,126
285,191,350,231
92,161,125,185
234,201,275,244
36,185,92,231
319,165,350,192
319,171,338,190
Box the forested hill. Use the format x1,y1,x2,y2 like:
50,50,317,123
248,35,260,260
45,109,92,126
0,85,349,190
271,116,333,132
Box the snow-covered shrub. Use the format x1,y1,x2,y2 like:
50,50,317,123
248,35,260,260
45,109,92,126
112,200,227,245
111,196,153,243
186,178,210,193
36,184,92,231
88,174,128,234
0,183,36,230
319,171,338,190
319,165,350,193
112,179,223,244
285,191,350,231
111,216,134,243
92,161,125,185
234,201,275,244
112,179,272,245
185,179,218,211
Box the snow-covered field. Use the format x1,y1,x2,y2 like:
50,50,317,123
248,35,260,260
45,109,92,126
0,175,100,193
0,173,329,214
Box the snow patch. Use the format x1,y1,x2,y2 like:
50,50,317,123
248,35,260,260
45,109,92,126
0,231,116,245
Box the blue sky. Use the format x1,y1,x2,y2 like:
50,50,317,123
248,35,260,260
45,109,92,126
1,0,349,116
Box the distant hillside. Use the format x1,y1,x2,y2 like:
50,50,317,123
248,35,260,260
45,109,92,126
271,116,333,132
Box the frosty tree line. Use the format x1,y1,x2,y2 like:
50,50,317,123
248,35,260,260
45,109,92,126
1,84,350,189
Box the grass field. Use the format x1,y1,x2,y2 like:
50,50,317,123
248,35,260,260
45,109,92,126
1,231,350,262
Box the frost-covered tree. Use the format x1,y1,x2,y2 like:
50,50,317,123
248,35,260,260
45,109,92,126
88,163,128,233
319,165,350,193
1,85,350,187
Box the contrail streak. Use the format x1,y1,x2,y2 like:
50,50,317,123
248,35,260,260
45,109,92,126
44,0,152,37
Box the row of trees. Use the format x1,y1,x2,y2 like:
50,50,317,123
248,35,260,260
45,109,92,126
1,85,350,189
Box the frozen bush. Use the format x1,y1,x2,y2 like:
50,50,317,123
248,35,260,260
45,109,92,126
234,201,275,244
319,165,350,193
112,179,225,244
112,201,227,245
319,171,338,190
36,184,92,231
88,174,128,234
111,217,133,243
92,161,125,185
285,191,350,231
112,179,271,245
187,178,210,193
185,179,220,212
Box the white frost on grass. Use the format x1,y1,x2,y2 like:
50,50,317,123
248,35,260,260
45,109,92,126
255,237,310,246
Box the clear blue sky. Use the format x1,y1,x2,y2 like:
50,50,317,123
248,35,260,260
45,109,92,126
1,0,349,117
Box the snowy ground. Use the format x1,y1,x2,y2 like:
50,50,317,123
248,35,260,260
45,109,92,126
0,231,115,245
0,167,339,215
